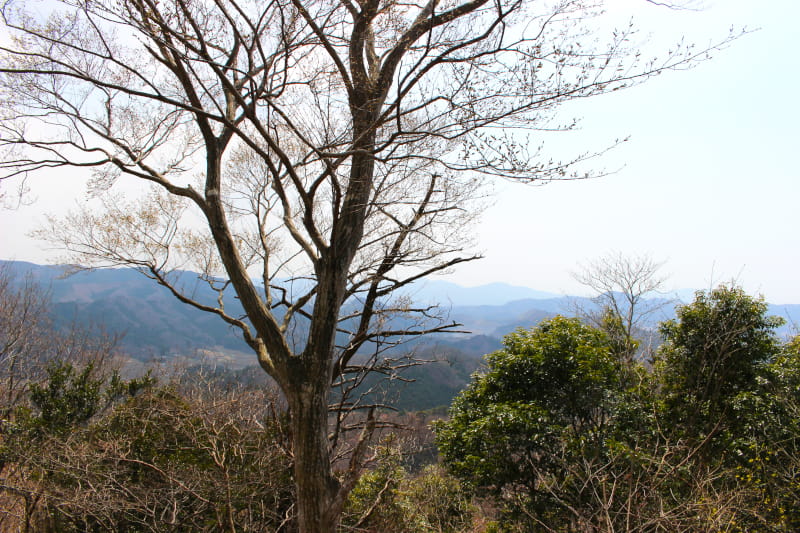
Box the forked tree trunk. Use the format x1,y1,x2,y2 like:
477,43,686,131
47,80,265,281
280,127,377,531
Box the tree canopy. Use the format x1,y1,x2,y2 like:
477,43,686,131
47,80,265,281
438,287,800,531
435,316,623,525
655,285,784,440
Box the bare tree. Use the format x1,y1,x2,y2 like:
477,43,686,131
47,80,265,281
573,252,671,361
0,264,51,416
0,264,121,419
0,1,736,530
2,379,294,533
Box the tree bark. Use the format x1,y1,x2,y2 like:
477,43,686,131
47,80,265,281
287,380,340,533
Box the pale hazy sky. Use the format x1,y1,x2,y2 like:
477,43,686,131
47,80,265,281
1,1,798,302
444,1,800,303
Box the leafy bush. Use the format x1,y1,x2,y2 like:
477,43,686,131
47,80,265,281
436,289,800,531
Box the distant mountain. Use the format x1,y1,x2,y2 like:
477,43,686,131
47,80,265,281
401,280,559,306
2,261,250,358
3,261,797,366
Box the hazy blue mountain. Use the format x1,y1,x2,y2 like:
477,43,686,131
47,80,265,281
2,261,250,357
401,280,560,306
445,334,504,356
3,261,797,364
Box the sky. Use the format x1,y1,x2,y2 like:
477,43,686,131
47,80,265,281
1,1,798,303
440,1,800,302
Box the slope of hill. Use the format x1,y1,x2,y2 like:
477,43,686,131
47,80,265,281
3,260,798,411
6,260,798,353
400,280,559,306
3,261,250,357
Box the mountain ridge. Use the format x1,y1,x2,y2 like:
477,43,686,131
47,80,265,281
3,260,797,360
5,260,798,411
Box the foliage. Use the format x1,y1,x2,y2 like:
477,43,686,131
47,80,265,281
0,265,290,532
717,336,800,531
655,285,784,443
3,383,295,532
343,442,408,532
14,360,154,437
4,284,800,532
437,287,800,531
28,360,103,434
342,443,476,533
435,316,624,527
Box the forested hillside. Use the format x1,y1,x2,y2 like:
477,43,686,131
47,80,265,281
5,260,799,416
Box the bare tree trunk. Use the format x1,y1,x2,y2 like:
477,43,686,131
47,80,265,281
287,266,350,532
288,384,340,533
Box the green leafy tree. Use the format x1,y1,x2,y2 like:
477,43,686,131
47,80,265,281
28,361,104,435
647,286,798,531
24,361,155,436
435,316,623,528
719,335,800,530
654,285,783,444
342,441,407,532
435,288,800,531
343,443,476,533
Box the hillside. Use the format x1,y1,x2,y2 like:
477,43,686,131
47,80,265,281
4,260,799,411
